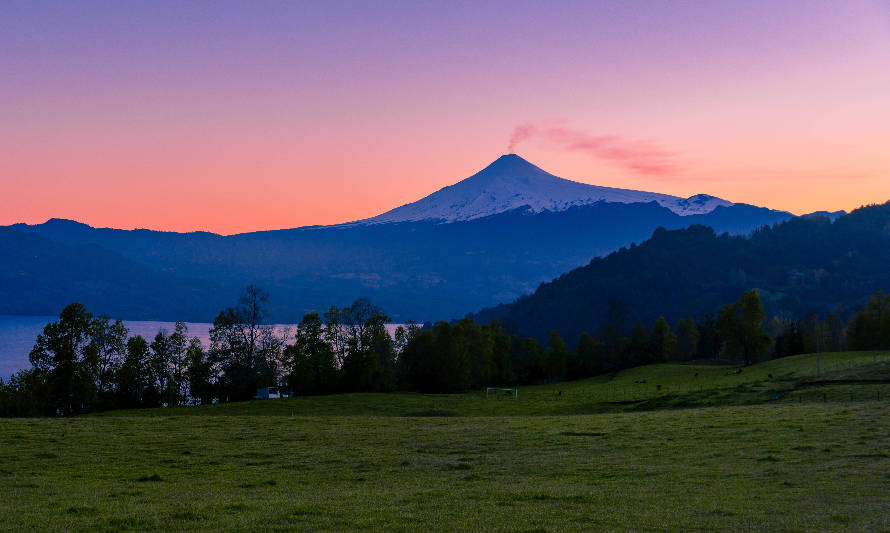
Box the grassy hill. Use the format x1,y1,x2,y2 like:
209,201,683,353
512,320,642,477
2,351,889,531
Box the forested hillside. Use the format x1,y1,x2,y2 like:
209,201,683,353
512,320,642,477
473,202,890,343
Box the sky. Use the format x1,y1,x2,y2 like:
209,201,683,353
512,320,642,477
1,0,889,234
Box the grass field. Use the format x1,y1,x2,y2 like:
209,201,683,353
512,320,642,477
99,350,890,417
2,351,889,531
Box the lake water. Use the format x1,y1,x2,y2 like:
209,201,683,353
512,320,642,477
0,315,402,380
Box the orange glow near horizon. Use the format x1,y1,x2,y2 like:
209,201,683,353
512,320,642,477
1,1,889,234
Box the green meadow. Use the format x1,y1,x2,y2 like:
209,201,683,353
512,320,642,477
100,350,890,417
2,351,889,532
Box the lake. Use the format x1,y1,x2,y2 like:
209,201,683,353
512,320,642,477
0,315,402,380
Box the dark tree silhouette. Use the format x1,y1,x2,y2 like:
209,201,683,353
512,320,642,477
718,290,772,365
28,303,98,416
210,285,283,402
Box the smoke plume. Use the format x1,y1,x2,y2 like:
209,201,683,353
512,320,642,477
507,122,678,176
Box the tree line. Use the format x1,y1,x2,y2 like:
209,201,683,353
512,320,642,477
2,286,889,416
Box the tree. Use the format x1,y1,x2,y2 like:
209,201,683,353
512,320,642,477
393,324,410,356
696,313,720,360
674,317,699,361
800,313,832,355
340,306,396,392
323,305,348,368
149,330,174,405
651,317,677,363
454,318,496,389
90,316,128,407
185,338,214,405
847,292,890,350
628,322,652,366
511,337,546,384
168,322,189,406
399,321,475,393
826,311,846,352
717,290,772,365
487,320,515,384
115,335,152,409
148,325,193,406
398,328,437,391
545,331,569,381
29,303,99,416
0,369,48,417
362,310,397,388
209,286,283,401
283,312,338,395
340,298,380,356
573,332,606,378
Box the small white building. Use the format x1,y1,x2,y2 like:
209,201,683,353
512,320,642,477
254,386,291,399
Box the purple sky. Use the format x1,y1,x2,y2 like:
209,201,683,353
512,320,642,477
2,1,889,233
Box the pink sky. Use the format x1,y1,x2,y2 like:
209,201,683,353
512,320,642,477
1,1,889,234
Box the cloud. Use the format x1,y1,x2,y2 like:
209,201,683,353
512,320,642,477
508,122,679,177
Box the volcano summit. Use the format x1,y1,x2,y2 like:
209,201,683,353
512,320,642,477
363,154,733,224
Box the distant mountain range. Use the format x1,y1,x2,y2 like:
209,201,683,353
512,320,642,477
1,155,800,322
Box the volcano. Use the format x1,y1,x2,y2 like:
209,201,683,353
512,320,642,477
362,154,733,224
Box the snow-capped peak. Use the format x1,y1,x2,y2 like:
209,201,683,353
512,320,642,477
362,154,733,224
